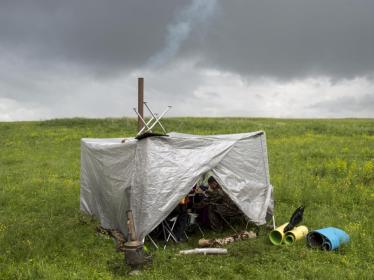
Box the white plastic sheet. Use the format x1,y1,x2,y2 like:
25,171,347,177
81,131,273,240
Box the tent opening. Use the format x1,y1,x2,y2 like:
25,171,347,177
148,172,250,244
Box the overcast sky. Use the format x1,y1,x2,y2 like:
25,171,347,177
1,0,373,121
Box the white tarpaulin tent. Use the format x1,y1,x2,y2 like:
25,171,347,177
80,131,274,240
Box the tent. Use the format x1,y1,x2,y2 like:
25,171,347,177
80,131,274,240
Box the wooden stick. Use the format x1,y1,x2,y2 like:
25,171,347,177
178,248,228,255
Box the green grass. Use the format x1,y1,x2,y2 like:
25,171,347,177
0,118,373,279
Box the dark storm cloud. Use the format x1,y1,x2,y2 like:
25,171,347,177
185,0,374,79
0,0,183,75
1,0,374,120
1,0,373,79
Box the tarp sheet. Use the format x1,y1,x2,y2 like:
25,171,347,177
80,131,273,240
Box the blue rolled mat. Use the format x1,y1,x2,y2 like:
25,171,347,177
307,227,349,250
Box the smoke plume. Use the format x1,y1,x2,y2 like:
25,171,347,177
147,0,217,68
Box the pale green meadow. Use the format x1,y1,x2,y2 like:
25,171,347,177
0,118,373,279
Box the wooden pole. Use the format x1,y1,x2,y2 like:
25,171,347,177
137,77,144,132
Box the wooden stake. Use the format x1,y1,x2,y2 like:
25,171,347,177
137,77,144,132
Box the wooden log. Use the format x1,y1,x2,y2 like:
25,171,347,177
198,230,256,248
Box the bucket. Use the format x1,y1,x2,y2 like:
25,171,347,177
307,227,350,251
284,225,308,245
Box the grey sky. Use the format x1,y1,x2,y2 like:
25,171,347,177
0,0,373,120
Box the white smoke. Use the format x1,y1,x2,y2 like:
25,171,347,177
147,0,217,68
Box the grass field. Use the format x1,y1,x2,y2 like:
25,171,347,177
0,118,373,279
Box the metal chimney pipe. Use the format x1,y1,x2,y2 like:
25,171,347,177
137,77,144,132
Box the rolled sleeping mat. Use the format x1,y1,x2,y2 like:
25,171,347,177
307,227,350,251
269,223,288,245
284,225,309,245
